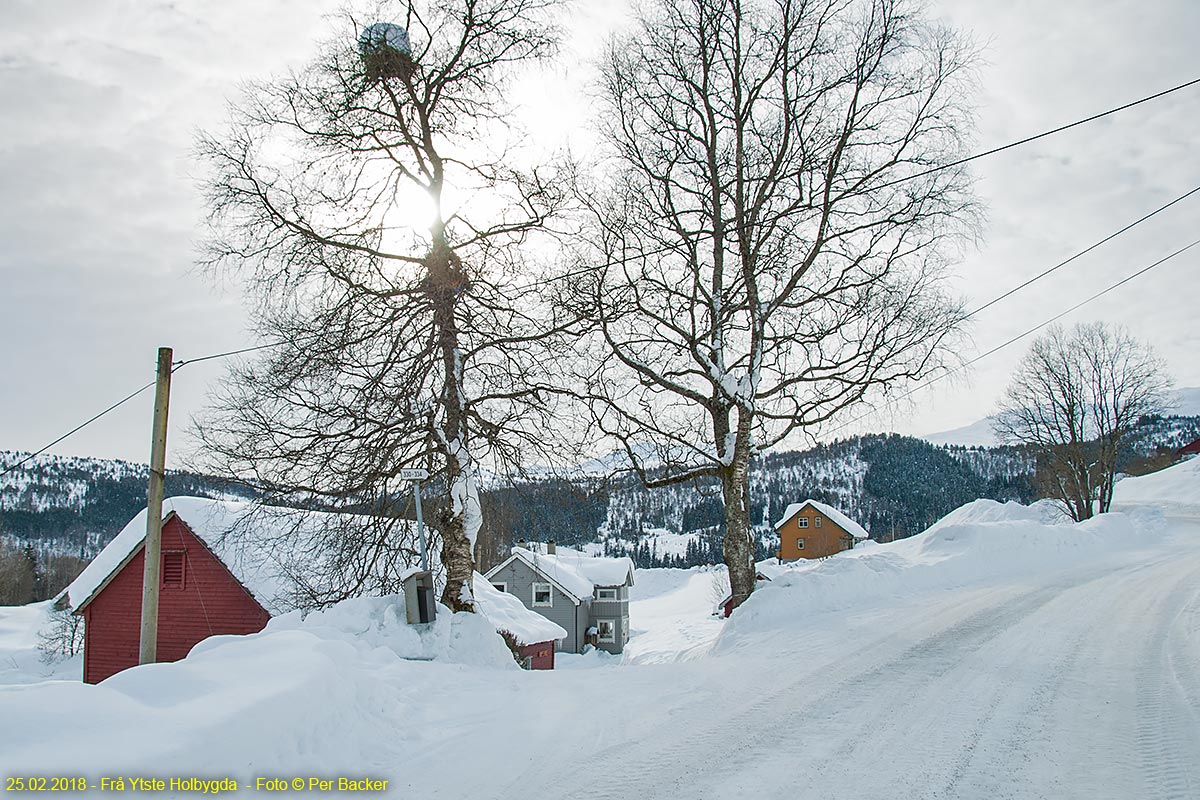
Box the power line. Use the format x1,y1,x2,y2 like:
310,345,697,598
9,79,1198,472
172,342,284,369
515,77,1200,294
0,379,157,478
966,184,1200,316
876,76,1200,192
821,237,1200,439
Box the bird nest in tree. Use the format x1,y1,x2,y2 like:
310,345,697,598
359,23,416,83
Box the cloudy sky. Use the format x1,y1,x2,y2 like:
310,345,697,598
1,0,1198,466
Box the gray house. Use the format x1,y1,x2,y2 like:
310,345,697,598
484,543,635,654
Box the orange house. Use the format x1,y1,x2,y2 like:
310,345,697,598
774,500,869,561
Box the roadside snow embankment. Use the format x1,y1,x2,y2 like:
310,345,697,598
1,595,517,774
1113,455,1200,515
716,500,1163,653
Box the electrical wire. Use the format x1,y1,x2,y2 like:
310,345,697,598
966,184,1200,317
820,237,1200,439
8,78,1199,473
874,76,1200,193
0,380,158,478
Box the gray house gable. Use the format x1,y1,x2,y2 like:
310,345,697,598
486,557,589,652
485,550,633,654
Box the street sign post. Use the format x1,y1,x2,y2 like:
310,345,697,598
400,468,431,570
398,468,430,480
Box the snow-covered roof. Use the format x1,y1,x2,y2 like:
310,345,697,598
773,500,870,539
472,574,567,645
62,497,411,616
492,545,634,602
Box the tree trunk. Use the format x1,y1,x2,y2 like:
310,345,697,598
721,422,756,612
427,242,476,612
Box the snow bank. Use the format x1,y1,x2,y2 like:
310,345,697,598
716,500,1160,653
0,601,81,686
261,594,517,669
1,594,519,775
1113,457,1200,513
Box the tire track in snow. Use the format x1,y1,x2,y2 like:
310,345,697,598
496,565,1131,800
1135,563,1200,800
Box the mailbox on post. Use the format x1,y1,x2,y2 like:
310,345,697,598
403,570,436,625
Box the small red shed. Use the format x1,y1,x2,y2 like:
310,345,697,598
59,498,304,684
473,574,566,669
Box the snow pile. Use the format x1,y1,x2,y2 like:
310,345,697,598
925,498,1067,530
1,594,519,775
716,500,1160,653
0,602,80,686
1113,457,1200,513
261,594,516,669
472,574,567,646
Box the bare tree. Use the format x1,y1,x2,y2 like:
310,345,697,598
196,0,578,611
994,322,1170,521
571,0,976,610
38,606,84,665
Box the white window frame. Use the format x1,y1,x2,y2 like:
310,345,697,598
492,582,507,594
796,537,805,550
815,516,822,528
596,618,616,644
596,587,618,601
623,616,630,643
798,517,809,528
532,582,553,608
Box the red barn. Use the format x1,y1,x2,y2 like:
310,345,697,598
59,498,310,684
60,497,566,682
1177,437,1200,458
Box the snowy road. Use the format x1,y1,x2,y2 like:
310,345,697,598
490,520,1200,800
3,503,1197,800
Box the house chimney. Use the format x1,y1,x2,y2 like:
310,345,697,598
547,540,556,555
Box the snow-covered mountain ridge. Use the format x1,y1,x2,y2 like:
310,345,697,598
922,387,1200,447
4,411,1197,572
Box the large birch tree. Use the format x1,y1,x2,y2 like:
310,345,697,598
575,0,977,610
196,0,573,611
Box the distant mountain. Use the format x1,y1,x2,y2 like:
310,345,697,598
922,387,1200,448
4,409,1197,580
922,416,1000,448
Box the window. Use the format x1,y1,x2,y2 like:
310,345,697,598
532,582,553,607
815,516,822,528
162,551,185,588
796,538,805,550
596,588,618,601
798,517,809,528
492,582,507,594
623,616,630,643
596,619,616,644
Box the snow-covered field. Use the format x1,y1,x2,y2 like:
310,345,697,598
2,460,1198,798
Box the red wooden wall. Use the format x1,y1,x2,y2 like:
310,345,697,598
518,641,556,670
81,516,270,684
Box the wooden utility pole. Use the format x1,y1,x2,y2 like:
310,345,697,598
139,347,173,665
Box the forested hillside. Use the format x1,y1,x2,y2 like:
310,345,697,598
3,413,1197,596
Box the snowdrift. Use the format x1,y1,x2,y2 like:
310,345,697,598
1113,456,1200,513
0,595,518,774
715,499,1162,653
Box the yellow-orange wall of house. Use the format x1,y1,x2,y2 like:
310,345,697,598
777,507,853,560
